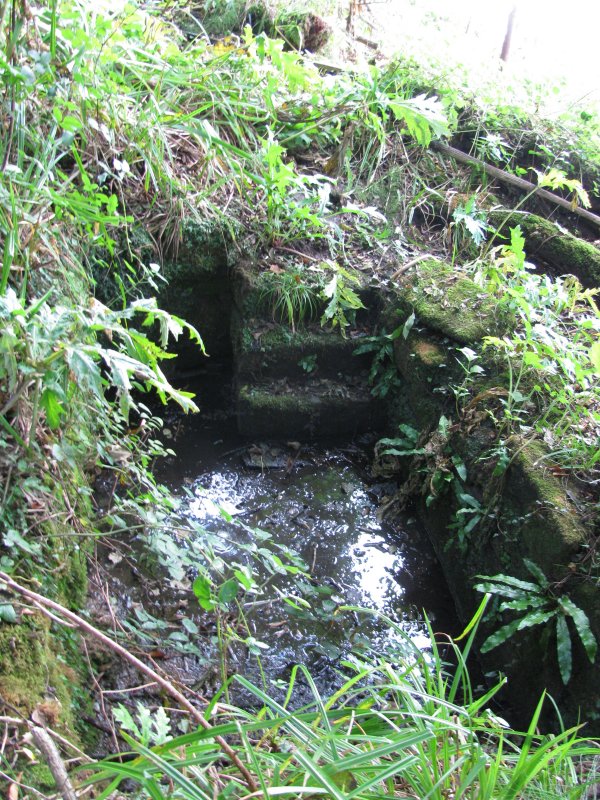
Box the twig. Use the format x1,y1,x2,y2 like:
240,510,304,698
431,141,600,229
0,572,258,794
30,726,77,800
0,769,47,800
389,254,432,280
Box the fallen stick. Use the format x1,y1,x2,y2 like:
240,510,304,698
30,726,78,800
431,140,600,229
0,572,258,794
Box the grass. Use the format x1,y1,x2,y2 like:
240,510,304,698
85,600,600,800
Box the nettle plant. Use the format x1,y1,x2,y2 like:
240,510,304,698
476,560,598,685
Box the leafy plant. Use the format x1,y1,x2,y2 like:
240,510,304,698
113,703,172,747
353,327,403,398
478,225,600,472
476,560,598,684
298,353,317,373
376,423,424,458
86,598,600,800
450,195,488,259
319,261,365,336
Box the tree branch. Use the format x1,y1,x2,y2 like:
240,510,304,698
0,572,258,794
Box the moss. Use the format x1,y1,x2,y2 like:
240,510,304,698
0,616,84,740
395,259,506,344
237,380,383,438
20,763,56,792
502,441,587,575
392,329,456,429
490,211,600,288
233,319,369,381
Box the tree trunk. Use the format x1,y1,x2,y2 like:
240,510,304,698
500,5,517,62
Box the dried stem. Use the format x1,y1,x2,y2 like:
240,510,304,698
0,571,258,794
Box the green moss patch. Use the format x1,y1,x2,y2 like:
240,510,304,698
490,212,600,288
395,259,505,344
237,377,384,438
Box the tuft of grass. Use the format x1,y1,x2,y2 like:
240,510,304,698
85,598,600,800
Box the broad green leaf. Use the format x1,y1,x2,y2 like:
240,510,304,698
480,618,523,652
559,596,598,663
516,609,554,630
218,578,239,606
192,574,214,611
499,596,547,613
475,573,542,594
555,613,572,684
523,559,549,589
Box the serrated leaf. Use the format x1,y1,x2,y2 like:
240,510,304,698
556,613,572,684
559,596,597,663
40,387,65,429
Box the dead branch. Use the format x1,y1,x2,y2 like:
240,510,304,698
29,727,78,800
0,572,258,794
431,141,600,229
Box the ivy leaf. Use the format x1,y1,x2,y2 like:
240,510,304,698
555,614,572,684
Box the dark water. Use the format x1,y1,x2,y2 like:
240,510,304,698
150,379,458,704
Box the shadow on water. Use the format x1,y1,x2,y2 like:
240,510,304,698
146,369,459,707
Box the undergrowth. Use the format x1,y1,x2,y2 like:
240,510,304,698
86,600,600,800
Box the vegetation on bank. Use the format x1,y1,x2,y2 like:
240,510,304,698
0,0,599,795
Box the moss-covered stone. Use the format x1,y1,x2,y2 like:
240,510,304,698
233,318,371,381
237,378,384,438
392,328,457,429
0,614,83,738
502,441,587,576
490,211,600,287
394,259,506,344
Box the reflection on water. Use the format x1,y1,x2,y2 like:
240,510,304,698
160,422,457,693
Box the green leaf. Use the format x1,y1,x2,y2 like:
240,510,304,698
480,618,523,652
590,341,600,374
522,559,549,589
40,387,65,429
192,575,215,611
516,609,554,630
559,596,597,663
555,613,572,684
402,311,415,339
217,578,239,607
0,604,17,623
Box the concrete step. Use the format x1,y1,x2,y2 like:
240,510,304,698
236,375,384,439
232,317,372,382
